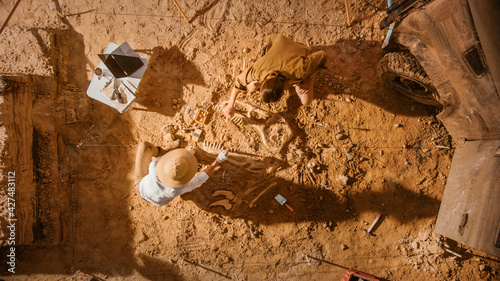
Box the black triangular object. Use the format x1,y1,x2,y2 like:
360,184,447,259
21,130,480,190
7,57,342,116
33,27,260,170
98,53,144,78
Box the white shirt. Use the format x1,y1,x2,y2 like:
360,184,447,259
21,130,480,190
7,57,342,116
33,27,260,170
138,158,209,206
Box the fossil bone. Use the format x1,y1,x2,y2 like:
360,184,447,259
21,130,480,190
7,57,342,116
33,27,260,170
203,141,229,153
205,149,283,174
217,101,293,152
208,199,232,210
230,115,245,127
212,190,235,200
249,182,278,208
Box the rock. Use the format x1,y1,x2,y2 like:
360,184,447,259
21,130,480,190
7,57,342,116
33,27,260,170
341,243,348,250
344,88,352,94
338,175,349,186
394,123,402,128
411,241,420,250
479,264,491,272
163,133,176,142
269,210,274,214
335,133,347,140
427,244,444,254
345,97,352,102
139,230,149,242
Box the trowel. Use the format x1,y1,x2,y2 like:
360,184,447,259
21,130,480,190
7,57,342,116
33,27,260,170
274,194,294,212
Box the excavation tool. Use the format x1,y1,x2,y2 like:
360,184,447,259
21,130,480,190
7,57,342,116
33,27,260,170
379,0,427,29
243,219,255,238
365,212,382,236
194,108,209,125
343,146,353,160
274,194,294,212
342,269,380,281
192,128,203,141
113,88,124,103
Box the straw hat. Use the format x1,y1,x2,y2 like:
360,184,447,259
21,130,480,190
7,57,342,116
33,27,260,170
156,149,198,187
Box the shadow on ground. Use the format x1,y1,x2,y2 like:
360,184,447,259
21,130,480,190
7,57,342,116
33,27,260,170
182,160,441,227
134,46,206,116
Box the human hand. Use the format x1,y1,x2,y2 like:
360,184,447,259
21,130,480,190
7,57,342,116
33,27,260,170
247,81,261,93
293,84,308,96
186,145,197,154
216,150,229,162
222,104,234,120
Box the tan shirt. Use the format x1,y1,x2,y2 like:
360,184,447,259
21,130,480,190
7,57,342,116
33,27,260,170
234,34,326,91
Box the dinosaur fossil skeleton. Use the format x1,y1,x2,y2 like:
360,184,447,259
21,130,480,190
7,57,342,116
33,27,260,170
216,101,293,152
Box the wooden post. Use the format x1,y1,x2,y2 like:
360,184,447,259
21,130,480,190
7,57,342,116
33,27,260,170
344,0,352,26
171,0,190,23
0,0,22,36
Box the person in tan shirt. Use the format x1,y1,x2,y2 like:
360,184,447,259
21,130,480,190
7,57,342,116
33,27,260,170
223,34,327,119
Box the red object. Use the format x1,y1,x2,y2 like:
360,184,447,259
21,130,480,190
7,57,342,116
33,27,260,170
341,269,379,281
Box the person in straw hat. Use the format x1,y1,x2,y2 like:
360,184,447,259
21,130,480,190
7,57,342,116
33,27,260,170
135,141,228,206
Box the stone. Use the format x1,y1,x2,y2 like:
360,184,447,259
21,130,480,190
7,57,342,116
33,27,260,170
163,133,176,142
427,244,444,254
479,264,491,272
335,133,347,140
338,175,349,186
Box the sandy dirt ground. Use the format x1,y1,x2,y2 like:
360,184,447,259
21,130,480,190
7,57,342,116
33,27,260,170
0,0,499,280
